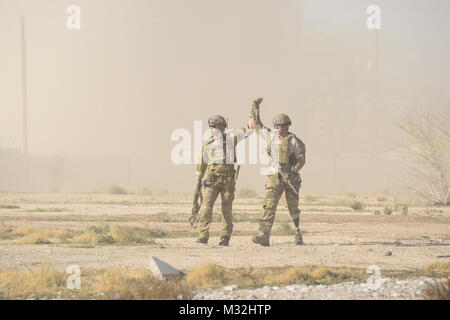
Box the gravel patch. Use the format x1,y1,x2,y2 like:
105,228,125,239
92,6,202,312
194,277,444,300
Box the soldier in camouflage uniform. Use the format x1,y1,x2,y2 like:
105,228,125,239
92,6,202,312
194,109,255,246
249,98,306,247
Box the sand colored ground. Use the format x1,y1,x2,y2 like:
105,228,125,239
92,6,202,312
0,193,449,273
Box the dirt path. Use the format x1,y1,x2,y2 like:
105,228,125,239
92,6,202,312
1,235,449,273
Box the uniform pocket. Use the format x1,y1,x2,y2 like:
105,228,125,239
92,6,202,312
202,172,216,188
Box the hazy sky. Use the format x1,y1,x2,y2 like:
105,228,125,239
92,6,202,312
0,0,449,192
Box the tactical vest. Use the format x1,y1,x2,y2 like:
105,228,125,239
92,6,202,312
204,133,235,174
277,133,295,165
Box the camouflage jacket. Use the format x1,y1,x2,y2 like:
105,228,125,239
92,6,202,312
195,126,253,177
252,110,306,175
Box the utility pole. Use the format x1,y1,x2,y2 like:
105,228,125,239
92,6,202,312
20,16,29,190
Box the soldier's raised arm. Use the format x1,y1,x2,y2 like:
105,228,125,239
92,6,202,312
249,97,266,132
230,97,266,145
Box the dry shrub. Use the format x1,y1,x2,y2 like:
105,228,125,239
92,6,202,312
72,229,114,246
0,267,192,300
52,229,76,240
376,194,388,202
423,278,450,300
9,226,39,238
425,261,450,277
264,267,365,286
264,267,312,286
186,263,228,289
350,201,364,211
0,267,66,299
145,227,167,238
86,225,110,235
72,231,106,245
185,265,367,289
311,267,364,284
108,185,127,195
110,226,156,244
16,233,52,245
91,268,192,300
2,227,54,244
230,267,264,288
4,225,161,246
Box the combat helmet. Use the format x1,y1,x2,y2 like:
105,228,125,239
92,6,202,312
272,113,292,127
208,115,227,132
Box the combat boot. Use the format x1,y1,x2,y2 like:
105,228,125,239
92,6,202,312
218,235,230,246
196,237,208,244
295,229,303,245
251,235,270,247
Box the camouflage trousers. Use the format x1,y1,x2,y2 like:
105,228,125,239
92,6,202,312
257,173,302,236
198,169,235,239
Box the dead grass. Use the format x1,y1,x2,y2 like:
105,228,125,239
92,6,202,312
0,225,162,246
16,233,52,245
186,263,228,289
52,229,76,240
9,226,39,237
0,267,192,300
1,264,444,300
90,268,192,300
185,264,366,289
72,231,112,246
263,266,365,287
0,267,66,299
424,261,450,277
110,226,157,245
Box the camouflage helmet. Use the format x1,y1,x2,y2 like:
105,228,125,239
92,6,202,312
208,115,227,131
272,113,292,126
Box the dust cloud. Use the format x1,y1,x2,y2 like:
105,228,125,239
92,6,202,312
0,0,449,193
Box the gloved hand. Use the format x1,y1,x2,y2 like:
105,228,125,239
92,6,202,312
253,97,263,107
189,209,198,228
250,97,263,131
